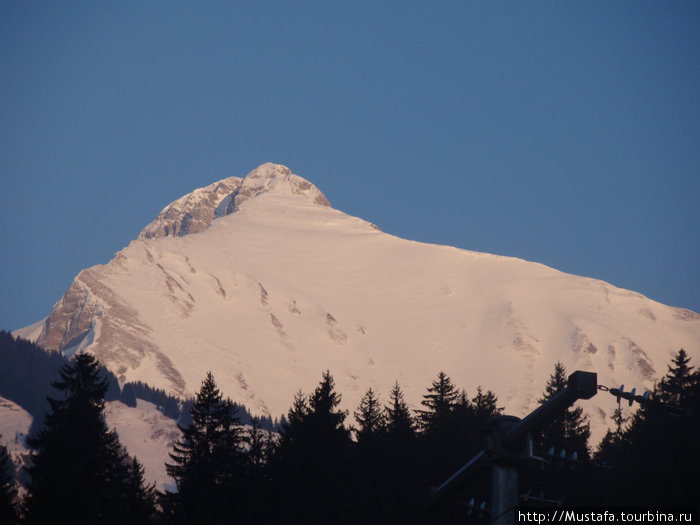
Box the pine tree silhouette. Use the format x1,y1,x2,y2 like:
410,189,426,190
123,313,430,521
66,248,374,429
383,381,421,521
354,387,386,444
385,381,415,441
657,348,696,407
165,371,247,524
471,385,502,424
0,439,19,525
417,371,473,485
244,415,274,502
24,353,154,525
595,349,700,505
536,361,591,459
352,388,388,520
272,371,352,522
417,371,460,434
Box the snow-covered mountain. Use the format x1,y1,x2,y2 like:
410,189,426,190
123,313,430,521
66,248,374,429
17,163,700,446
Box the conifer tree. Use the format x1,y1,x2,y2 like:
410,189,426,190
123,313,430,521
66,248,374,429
453,389,474,425
417,371,460,434
0,439,18,525
245,416,274,496
24,352,154,525
595,401,629,466
381,381,421,520
449,389,486,470
354,387,386,444
416,372,477,495
123,458,158,523
472,385,502,424
385,381,414,441
656,348,695,406
536,361,591,459
526,362,592,506
165,372,246,524
272,371,352,522
303,371,351,467
246,416,269,470
594,349,700,505
351,388,388,520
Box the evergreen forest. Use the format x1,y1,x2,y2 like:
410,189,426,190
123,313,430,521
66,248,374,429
1,330,698,524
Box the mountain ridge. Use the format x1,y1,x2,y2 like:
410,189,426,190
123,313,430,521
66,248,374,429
138,163,331,240
16,163,700,444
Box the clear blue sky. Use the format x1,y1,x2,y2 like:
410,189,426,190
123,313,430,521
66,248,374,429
1,1,698,331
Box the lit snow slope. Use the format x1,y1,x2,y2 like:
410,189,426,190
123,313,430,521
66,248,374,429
22,163,700,443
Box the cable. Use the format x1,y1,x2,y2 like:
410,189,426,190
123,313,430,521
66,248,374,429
597,384,695,416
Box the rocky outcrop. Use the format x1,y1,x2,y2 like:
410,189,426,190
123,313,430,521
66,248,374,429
36,276,101,354
138,163,330,240
138,177,243,239
222,163,331,213
36,267,187,395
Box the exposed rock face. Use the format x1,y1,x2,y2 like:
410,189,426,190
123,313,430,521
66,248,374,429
36,266,187,395
138,177,243,240
225,163,331,212
138,163,330,240
37,276,101,354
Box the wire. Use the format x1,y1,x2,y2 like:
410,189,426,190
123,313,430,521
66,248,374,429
598,384,696,416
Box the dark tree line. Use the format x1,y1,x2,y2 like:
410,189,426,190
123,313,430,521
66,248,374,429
593,349,700,506
0,438,19,525
1,343,698,524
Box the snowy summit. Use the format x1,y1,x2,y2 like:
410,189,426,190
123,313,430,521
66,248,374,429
18,163,700,448
138,163,330,240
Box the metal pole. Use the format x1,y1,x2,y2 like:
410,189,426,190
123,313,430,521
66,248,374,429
426,450,486,506
491,464,518,525
425,371,598,511
486,415,521,525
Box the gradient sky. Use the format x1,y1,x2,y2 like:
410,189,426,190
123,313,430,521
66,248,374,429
1,1,698,331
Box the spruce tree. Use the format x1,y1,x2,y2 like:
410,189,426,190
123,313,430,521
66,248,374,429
272,371,352,522
122,458,158,523
351,388,387,520
245,416,273,495
382,382,421,521
416,371,479,498
656,348,695,406
472,385,502,424
246,416,268,470
354,387,386,444
385,381,415,441
165,371,247,524
536,361,591,459
595,349,700,505
416,371,460,434
0,439,18,525
529,362,592,506
23,352,154,525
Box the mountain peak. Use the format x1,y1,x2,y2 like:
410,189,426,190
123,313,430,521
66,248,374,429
138,163,330,240
234,162,331,210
